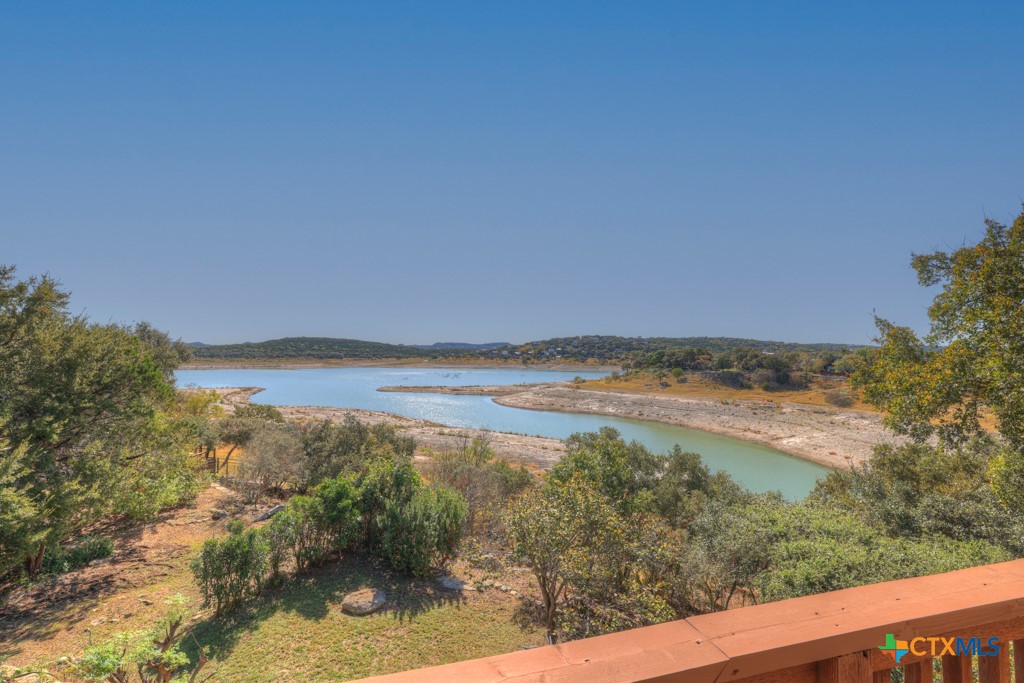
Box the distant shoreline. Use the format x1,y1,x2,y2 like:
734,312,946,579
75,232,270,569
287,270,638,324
180,358,620,372
376,382,892,469
187,369,895,470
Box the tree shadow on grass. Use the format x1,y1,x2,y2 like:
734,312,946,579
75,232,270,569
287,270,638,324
185,552,466,665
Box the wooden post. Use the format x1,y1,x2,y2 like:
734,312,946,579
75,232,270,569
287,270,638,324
873,671,891,683
979,644,1011,683
819,651,872,682
942,654,973,683
905,660,934,683
1013,640,1024,683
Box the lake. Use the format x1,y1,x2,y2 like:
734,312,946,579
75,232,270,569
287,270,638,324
175,367,828,498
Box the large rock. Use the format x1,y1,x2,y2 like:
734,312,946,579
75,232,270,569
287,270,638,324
437,576,465,591
253,505,285,522
341,588,387,615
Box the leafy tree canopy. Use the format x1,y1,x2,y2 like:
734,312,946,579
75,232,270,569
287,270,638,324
854,209,1024,448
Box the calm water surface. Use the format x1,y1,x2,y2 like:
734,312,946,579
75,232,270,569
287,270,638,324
175,367,827,498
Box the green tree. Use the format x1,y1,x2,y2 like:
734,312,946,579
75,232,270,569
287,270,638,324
854,209,1024,449
299,416,415,488
549,428,661,514
425,438,533,536
652,446,745,528
810,440,1024,554
0,266,197,575
503,476,621,640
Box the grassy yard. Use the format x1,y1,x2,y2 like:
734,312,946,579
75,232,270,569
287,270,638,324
189,557,543,682
0,486,545,682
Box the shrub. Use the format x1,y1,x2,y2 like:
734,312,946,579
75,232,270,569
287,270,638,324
191,520,268,614
313,475,361,550
237,424,303,502
278,496,332,571
823,389,855,407
262,512,298,584
426,439,534,536
301,417,417,488
42,535,114,575
357,458,422,548
379,487,467,578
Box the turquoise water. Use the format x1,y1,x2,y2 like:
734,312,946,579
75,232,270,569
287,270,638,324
175,367,827,498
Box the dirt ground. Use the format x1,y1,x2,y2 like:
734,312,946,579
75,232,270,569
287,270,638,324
0,485,239,668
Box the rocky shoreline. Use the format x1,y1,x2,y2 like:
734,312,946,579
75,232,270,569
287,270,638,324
181,359,619,372
205,387,567,469
200,379,898,472
377,383,562,396
377,383,898,469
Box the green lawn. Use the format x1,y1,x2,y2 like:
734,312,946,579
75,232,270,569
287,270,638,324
187,555,545,682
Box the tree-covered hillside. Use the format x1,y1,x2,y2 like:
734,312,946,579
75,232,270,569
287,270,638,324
191,334,865,363
482,335,864,363
192,336,443,360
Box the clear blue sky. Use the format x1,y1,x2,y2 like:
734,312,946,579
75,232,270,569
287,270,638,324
3,2,1022,345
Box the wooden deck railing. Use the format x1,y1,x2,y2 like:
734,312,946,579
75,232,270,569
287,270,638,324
353,558,1024,682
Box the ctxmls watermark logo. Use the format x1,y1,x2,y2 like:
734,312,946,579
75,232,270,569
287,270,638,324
878,633,1001,663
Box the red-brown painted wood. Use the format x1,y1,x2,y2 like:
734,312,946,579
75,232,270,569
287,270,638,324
941,655,973,683
817,651,871,683
904,660,934,683
979,643,1011,682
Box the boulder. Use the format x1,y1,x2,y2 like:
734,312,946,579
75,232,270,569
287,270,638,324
210,509,228,520
253,505,285,522
437,576,465,591
341,588,387,615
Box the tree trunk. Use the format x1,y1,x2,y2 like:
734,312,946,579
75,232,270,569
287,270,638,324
25,543,46,575
220,445,238,474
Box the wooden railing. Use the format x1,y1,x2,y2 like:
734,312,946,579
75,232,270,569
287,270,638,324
353,558,1024,682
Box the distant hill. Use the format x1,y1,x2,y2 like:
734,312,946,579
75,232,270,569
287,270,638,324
418,342,511,350
477,335,866,363
190,334,864,362
192,336,441,360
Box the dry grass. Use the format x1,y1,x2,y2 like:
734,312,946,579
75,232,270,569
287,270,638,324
583,372,878,412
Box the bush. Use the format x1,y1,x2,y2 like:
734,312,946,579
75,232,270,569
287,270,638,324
262,512,298,584
114,447,205,521
237,425,303,502
301,417,417,488
42,535,114,575
823,389,855,407
313,476,361,550
277,496,332,571
379,486,467,578
357,458,422,548
425,439,534,536
256,475,360,583
191,521,268,614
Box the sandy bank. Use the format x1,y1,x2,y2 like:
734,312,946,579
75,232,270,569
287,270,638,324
377,383,560,396
202,387,566,469
195,380,894,470
492,386,896,469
